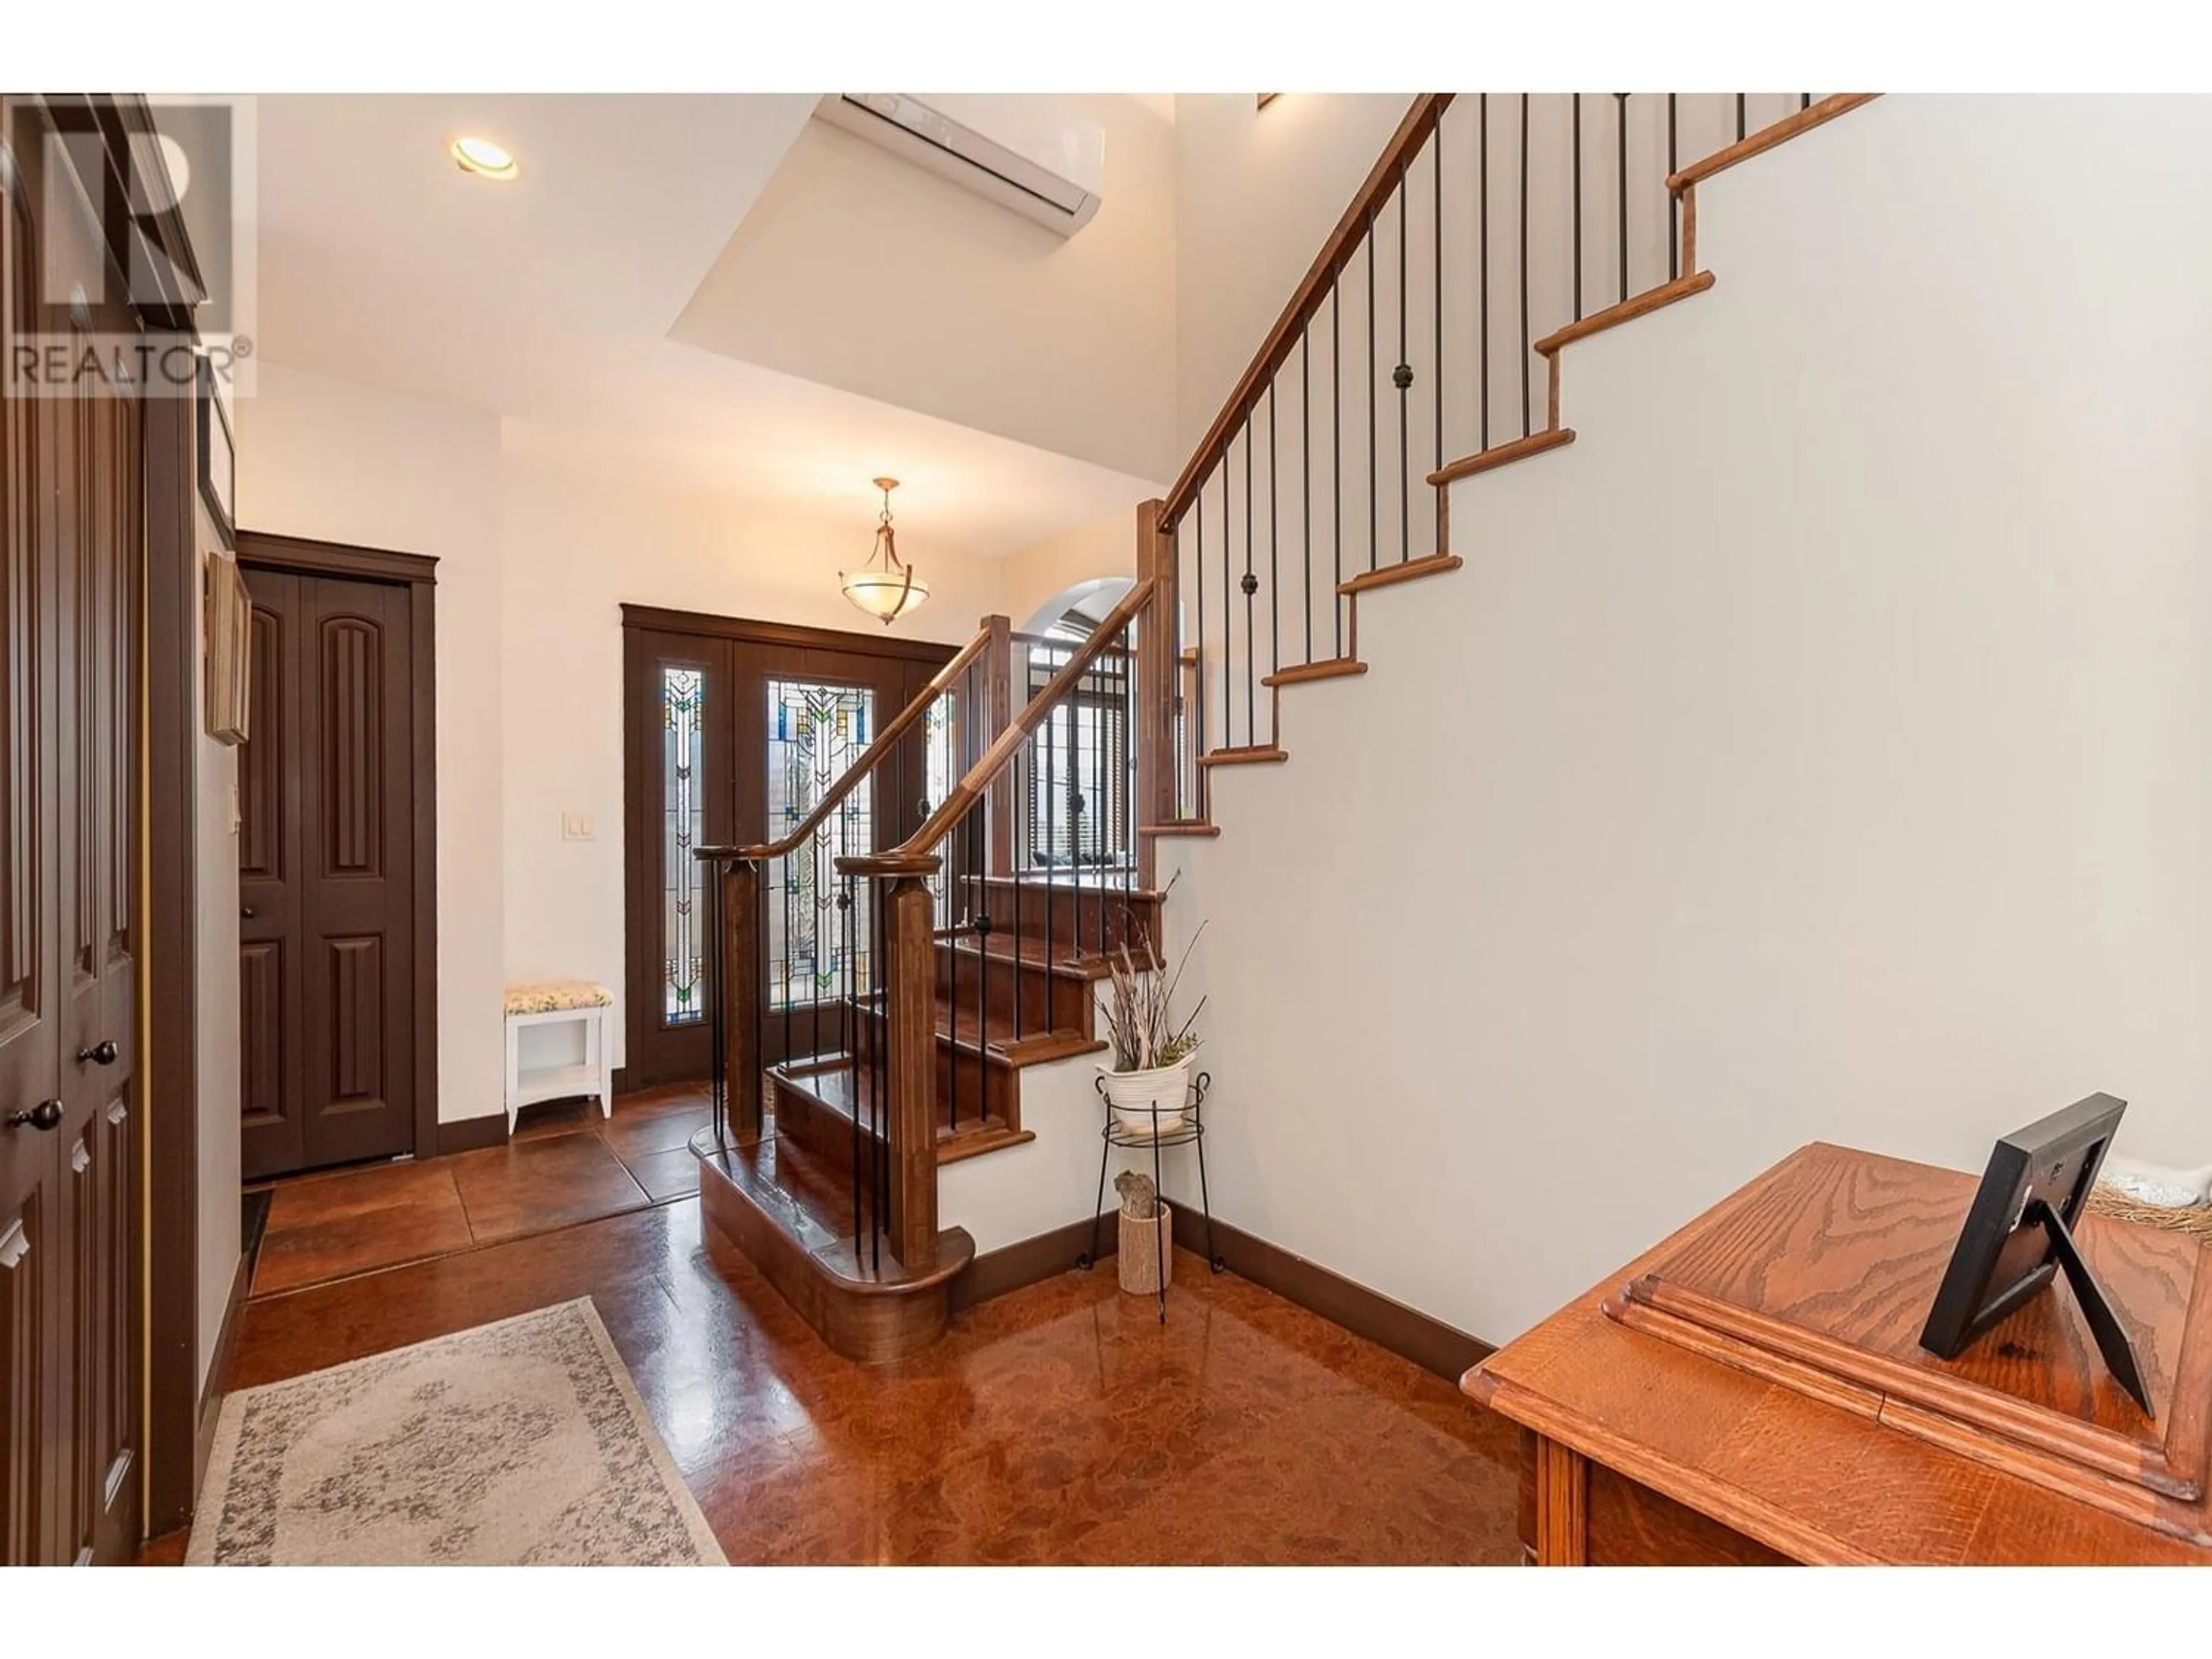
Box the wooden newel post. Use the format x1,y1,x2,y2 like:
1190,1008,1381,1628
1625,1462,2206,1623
881,873,941,1267
722,858,764,1143
1134,497,1177,882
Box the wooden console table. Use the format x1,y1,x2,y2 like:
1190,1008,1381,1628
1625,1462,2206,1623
1464,1141,2212,1565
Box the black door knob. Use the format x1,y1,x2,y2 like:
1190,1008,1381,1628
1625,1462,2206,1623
6,1100,63,1132
77,1040,118,1066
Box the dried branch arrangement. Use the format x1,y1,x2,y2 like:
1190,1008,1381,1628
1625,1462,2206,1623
1098,911,1206,1074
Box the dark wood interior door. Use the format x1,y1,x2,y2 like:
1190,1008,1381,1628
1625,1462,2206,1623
1,96,144,1566
237,567,418,1180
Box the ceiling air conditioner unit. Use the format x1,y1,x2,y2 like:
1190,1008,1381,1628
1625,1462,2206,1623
815,94,1104,238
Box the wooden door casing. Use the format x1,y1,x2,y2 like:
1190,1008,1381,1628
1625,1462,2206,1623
237,567,418,1180
619,611,957,1092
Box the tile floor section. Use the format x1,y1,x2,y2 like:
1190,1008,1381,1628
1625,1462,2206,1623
247,1086,710,1297
209,1198,1525,1565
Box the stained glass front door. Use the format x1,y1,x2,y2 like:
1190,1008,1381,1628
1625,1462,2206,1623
765,679,877,1010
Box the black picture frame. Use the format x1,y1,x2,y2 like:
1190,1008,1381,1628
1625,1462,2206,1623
1919,1091,2152,1413
195,355,236,550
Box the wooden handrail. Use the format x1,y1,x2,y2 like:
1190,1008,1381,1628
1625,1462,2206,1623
1160,93,1453,526
842,577,1160,877
694,617,1001,865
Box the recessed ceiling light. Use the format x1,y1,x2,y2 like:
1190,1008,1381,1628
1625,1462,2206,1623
449,137,518,180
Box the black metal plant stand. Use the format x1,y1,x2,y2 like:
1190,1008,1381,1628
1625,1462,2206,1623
1078,1070,1223,1323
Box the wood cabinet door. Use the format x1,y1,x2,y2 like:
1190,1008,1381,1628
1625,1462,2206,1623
238,568,417,1179
0,97,143,1565
0,165,65,1569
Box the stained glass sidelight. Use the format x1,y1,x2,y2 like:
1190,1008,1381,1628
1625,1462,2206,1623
661,665,707,1024
767,680,877,1009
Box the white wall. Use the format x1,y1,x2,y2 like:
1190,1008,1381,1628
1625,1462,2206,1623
1174,95,1414,456
234,362,507,1128
998,505,1139,634
497,454,1005,1066
192,493,241,1388
673,96,1178,484
1172,96,2212,1345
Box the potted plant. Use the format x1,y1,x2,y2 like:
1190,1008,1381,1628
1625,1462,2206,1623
1096,917,1205,1138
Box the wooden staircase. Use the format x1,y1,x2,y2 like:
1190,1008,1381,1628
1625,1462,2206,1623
690,90,1882,1363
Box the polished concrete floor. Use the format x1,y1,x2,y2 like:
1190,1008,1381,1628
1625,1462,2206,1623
247,1087,709,1295
209,1195,1524,1565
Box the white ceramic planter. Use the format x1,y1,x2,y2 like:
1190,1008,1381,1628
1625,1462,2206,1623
1099,1055,1196,1138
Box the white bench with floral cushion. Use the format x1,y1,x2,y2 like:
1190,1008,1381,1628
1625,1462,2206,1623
503,982,615,1130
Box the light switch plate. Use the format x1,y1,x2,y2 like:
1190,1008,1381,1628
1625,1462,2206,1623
560,811,594,842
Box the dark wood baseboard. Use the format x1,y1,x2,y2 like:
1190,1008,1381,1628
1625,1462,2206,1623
192,1248,251,1498
1168,1205,1494,1382
436,1112,510,1157
950,1206,1491,1382
952,1214,1119,1313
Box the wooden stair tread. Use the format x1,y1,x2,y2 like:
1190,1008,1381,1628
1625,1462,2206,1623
1139,821,1222,839
1428,427,1576,487
1668,94,1880,192
1535,272,1715,357
851,989,1104,1067
936,929,1110,982
972,873,1168,903
1263,658,1369,688
1338,552,1463,597
771,1062,1036,1165
1197,745,1289,767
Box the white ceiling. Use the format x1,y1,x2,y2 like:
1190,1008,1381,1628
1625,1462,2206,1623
248,94,1159,557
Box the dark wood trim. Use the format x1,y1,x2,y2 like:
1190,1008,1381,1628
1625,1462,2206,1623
191,1248,250,1497
1532,271,1715,358
437,1112,509,1157
236,529,441,1160
142,357,204,1536
951,1215,1118,1313
1162,94,1453,523
234,528,439,588
1168,1205,1494,1382
408,580,440,1170
619,603,959,665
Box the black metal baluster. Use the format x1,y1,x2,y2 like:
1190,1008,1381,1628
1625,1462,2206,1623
1801,93,1812,112
971,800,986,1122
1332,285,1343,656
1519,93,1531,439
1367,218,1377,573
1480,94,1490,450
1736,93,1747,142
1396,171,1411,563
1241,415,1256,747
1573,93,1583,321
1301,319,1312,666
844,874,859,1247
781,844,793,1070
1433,128,1443,493
1267,381,1280,687
1616,93,1629,304
873,880,885,1274
1193,493,1206,802
1668,94,1679,279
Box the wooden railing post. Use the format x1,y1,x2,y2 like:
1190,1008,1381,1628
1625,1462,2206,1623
881,872,941,1267
983,613,1014,876
721,858,764,1143
1135,497,1177,881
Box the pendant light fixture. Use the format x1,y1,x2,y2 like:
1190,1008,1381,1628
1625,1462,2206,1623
840,476,930,626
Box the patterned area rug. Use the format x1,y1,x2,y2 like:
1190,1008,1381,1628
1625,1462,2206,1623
189,1298,724,1565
